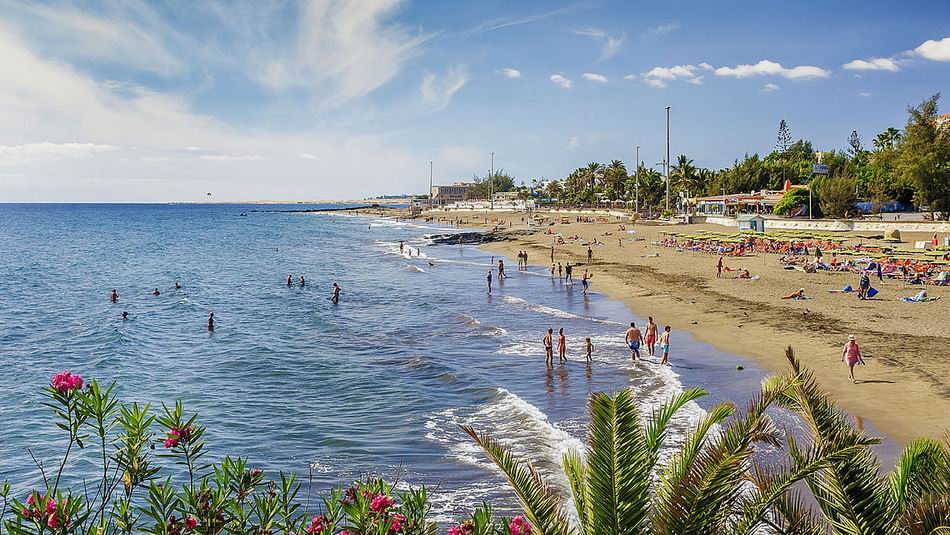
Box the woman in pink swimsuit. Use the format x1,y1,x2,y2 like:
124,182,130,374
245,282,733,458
842,335,864,384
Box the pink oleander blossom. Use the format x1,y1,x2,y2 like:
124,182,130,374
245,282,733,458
389,513,407,533
306,515,328,534
51,371,83,393
164,437,179,449
509,516,531,535
370,495,395,513
186,516,198,530
448,521,473,535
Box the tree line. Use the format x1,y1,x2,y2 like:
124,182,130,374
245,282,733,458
469,94,949,219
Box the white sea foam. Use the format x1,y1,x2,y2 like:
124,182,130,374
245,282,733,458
501,296,622,325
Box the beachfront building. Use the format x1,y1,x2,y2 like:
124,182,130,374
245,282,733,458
430,182,473,205
693,180,807,217
736,213,767,233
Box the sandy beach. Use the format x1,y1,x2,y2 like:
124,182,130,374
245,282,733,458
376,208,950,445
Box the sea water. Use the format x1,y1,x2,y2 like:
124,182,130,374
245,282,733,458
0,203,816,521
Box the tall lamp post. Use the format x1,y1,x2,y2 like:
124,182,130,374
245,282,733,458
490,151,495,211
635,145,640,213
429,161,433,210
665,106,671,214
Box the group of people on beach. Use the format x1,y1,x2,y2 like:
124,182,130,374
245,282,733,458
539,317,672,369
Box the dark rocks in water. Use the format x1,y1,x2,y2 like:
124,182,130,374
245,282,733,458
253,206,374,213
427,231,527,246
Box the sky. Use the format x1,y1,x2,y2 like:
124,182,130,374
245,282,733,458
0,0,948,202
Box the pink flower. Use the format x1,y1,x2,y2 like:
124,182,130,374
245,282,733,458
449,521,473,535
51,371,83,393
509,516,531,535
164,437,179,449
45,498,57,514
47,512,60,529
370,494,395,513
389,513,406,533
26,494,35,507
306,515,328,535
186,516,198,530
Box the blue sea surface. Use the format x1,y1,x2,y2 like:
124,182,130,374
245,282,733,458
0,203,842,520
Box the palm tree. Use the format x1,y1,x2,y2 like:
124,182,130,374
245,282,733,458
463,349,868,535
583,162,604,193
671,155,700,211
763,348,950,533
604,160,628,198
873,127,903,151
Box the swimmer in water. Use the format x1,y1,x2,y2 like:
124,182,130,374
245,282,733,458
111,289,119,302
287,275,293,286
152,288,161,296
175,281,182,290
331,282,342,304
122,311,129,320
299,275,305,286
207,312,215,331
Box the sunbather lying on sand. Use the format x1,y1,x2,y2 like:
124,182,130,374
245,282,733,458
781,288,807,300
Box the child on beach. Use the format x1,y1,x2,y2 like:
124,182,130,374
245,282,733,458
659,326,671,365
557,328,567,363
585,337,592,362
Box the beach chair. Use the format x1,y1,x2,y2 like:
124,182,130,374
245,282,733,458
932,271,949,286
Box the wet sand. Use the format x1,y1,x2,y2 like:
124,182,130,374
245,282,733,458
412,209,950,445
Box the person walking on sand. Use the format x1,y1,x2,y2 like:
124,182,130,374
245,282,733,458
842,334,864,383
645,317,658,357
625,322,643,361
659,326,671,365
565,262,573,283
542,328,554,367
587,247,593,264
331,282,342,304
557,327,567,363
207,312,215,331
717,255,724,279
550,245,555,263
487,270,493,294
111,289,119,302
585,337,593,362
581,270,593,295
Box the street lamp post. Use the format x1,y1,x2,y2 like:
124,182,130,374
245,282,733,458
665,106,671,214
490,152,495,211
429,161,433,210
635,145,640,213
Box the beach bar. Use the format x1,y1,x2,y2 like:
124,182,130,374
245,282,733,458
737,213,766,233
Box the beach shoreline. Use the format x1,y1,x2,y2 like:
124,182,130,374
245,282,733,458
367,207,950,446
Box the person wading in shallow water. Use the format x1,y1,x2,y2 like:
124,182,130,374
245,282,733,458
557,327,567,363
331,282,342,304
111,289,119,302
542,328,554,367
625,322,643,361
207,312,215,331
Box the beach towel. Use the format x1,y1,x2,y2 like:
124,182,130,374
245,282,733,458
866,287,878,298
843,285,853,293
901,290,940,302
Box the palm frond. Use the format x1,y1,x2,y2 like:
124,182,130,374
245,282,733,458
644,387,707,455
462,426,572,535
562,450,588,535
889,438,950,519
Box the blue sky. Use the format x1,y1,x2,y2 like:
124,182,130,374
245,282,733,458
0,0,948,202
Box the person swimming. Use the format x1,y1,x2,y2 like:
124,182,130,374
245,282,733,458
111,289,119,302
299,275,305,286
152,288,161,296
207,312,215,331
175,281,182,290
122,311,129,320
331,282,342,304
287,275,293,286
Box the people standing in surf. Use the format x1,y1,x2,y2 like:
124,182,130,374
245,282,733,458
498,259,507,279
557,327,567,363
299,275,305,287
111,289,119,302
558,263,563,279
287,275,293,287
331,282,342,304
565,262,573,283
487,270,493,294
645,317,658,357
399,241,405,254
585,337,593,362
659,326,671,365
842,334,864,384
625,322,643,361
207,312,215,331
523,250,528,269
581,270,593,295
542,328,554,367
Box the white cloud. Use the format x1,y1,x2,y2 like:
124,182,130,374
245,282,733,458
420,65,468,113
641,64,704,87
572,27,625,61
0,142,118,164
762,83,780,92
714,60,830,80
843,57,899,72
0,1,186,77
859,91,872,98
500,68,521,79
914,37,950,61
643,22,680,38
199,154,266,161
300,153,318,160
623,74,637,81
582,73,608,83
550,73,573,89
698,62,713,71
567,136,580,150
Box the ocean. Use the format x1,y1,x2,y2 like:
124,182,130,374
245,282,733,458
0,203,840,521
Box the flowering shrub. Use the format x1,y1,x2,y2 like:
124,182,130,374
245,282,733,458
0,372,528,535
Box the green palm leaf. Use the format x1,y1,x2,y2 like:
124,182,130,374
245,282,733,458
462,426,572,535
